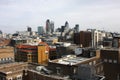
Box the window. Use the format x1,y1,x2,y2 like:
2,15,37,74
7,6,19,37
16,75,22,80
117,73,120,80
113,60,117,63
89,62,92,65
56,67,61,75
2,58,5,61
8,77,12,80
93,61,96,65
104,59,107,62
109,59,112,63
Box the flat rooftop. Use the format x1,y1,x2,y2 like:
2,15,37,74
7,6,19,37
50,55,96,66
0,62,27,74
101,48,120,51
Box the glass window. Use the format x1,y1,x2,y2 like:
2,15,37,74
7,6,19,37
113,60,117,63
93,61,96,65
109,59,112,63
104,59,107,62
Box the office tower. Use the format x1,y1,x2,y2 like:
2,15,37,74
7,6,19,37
46,19,51,34
65,21,69,29
38,26,44,35
27,26,32,32
50,21,54,33
74,24,79,33
46,19,55,34
0,30,2,34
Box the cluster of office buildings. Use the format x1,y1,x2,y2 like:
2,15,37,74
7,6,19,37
0,19,120,80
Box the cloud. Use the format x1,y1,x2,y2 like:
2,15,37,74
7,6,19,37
0,0,120,33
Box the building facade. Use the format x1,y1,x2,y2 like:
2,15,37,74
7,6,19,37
15,42,49,65
38,26,44,35
0,46,14,64
100,49,120,80
0,62,27,80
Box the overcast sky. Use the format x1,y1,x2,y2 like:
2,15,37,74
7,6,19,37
0,0,120,33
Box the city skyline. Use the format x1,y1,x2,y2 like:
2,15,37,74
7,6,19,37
0,0,120,33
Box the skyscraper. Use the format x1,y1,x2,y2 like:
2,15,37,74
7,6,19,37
50,21,54,33
27,26,32,32
46,19,54,34
38,26,44,35
46,19,51,34
65,21,69,30
74,24,79,33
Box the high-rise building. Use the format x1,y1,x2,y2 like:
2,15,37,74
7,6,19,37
0,30,2,38
74,24,79,33
64,21,69,32
38,26,44,35
65,21,69,29
50,21,54,33
0,30,2,34
46,19,54,34
46,19,51,34
27,26,32,32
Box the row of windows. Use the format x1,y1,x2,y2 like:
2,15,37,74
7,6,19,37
0,57,14,62
8,75,22,80
103,59,117,63
89,60,96,65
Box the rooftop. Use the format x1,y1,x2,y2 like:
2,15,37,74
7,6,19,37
0,62,27,74
50,55,97,66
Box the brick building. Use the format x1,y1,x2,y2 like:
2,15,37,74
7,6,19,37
113,36,120,48
73,31,92,47
0,46,14,64
100,49,120,80
73,33,80,45
80,31,92,47
15,42,49,65
23,69,66,80
0,62,27,80
48,52,104,80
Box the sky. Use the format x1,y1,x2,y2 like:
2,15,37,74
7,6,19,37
0,0,120,33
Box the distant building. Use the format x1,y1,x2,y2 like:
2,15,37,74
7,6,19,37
64,21,69,32
0,38,10,47
15,42,49,65
0,46,14,64
38,26,44,35
55,42,72,58
46,19,55,34
73,31,92,47
73,33,80,45
74,24,79,33
80,31,92,47
0,62,27,80
87,29,106,48
27,26,32,32
0,30,2,38
0,30,2,34
112,36,120,48
103,37,113,48
50,21,54,33
46,19,51,34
